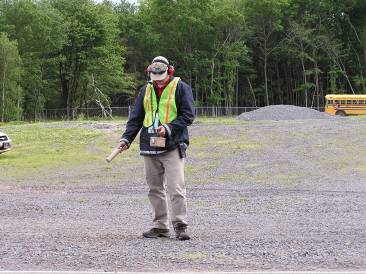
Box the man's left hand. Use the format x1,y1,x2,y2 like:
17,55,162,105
157,125,166,137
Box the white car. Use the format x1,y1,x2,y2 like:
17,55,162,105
0,132,12,154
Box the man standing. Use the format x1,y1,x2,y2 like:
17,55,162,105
117,56,195,240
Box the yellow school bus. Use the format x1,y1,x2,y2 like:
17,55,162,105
325,94,366,116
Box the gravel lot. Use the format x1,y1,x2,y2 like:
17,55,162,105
1,109,366,272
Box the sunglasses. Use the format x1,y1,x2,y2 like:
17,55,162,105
151,70,167,75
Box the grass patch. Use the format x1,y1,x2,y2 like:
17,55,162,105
217,173,250,183
215,139,260,150
191,135,210,146
0,122,116,180
0,121,27,126
348,115,366,119
181,251,208,261
194,117,241,125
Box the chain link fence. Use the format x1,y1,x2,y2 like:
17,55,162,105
28,106,325,121
40,107,131,120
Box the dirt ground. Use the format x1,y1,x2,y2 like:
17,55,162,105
1,118,366,272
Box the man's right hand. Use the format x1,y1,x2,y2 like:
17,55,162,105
116,141,128,151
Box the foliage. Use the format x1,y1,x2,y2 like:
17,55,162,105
51,0,133,117
1,0,68,119
1,0,366,121
0,32,22,121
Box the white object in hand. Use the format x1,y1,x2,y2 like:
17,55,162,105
106,148,122,163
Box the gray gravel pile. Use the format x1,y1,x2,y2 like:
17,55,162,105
238,105,332,120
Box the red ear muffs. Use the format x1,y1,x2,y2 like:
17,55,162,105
168,66,175,76
146,64,153,73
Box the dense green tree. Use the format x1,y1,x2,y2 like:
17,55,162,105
244,0,289,106
0,32,22,121
118,0,251,107
1,0,67,119
51,0,132,118
1,0,366,121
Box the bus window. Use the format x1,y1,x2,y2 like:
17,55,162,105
347,100,352,104
335,100,340,104
341,100,346,104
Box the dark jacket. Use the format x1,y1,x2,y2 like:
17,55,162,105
120,77,195,156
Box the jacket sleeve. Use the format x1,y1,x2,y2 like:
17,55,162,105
165,80,195,137
120,86,146,146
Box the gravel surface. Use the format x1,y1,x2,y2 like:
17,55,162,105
1,116,366,272
238,105,333,120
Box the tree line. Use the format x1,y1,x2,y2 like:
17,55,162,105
1,0,366,121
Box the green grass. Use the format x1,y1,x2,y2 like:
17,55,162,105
0,122,118,179
181,251,209,261
0,117,257,183
195,116,241,125
0,121,27,126
348,115,366,119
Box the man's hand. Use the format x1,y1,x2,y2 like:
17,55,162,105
116,141,128,151
157,125,166,137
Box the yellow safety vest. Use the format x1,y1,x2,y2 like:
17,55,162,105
143,77,180,127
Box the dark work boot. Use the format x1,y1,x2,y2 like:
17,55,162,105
174,223,191,241
142,228,170,238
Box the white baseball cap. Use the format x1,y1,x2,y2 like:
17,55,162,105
149,56,169,81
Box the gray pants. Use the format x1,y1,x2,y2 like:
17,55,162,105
143,148,187,229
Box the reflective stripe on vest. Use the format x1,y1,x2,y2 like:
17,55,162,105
143,77,180,127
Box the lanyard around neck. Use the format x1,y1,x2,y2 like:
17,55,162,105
150,87,160,129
